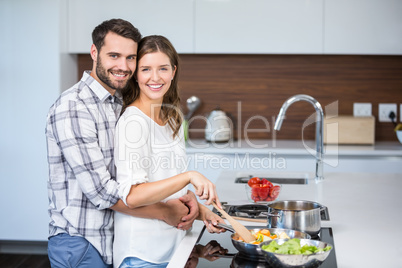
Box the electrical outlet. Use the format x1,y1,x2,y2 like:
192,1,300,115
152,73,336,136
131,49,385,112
378,103,397,122
353,103,372,116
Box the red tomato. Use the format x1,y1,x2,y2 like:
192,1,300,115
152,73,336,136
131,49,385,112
258,184,270,200
249,179,280,202
248,177,261,187
265,196,273,201
251,184,260,198
269,185,281,200
251,195,260,202
261,179,273,188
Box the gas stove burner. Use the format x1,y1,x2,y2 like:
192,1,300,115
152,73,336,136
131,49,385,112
234,204,268,217
215,204,270,219
216,203,330,221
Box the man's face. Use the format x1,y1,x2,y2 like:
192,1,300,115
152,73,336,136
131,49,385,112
91,32,138,94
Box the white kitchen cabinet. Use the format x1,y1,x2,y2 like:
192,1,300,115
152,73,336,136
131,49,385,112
194,0,324,54
68,0,402,55
324,0,402,55
67,0,194,53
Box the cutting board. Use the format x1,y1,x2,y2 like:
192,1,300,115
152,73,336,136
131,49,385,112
324,116,375,145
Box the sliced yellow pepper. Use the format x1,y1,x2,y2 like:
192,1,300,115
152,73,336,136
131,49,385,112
256,233,264,242
260,229,271,236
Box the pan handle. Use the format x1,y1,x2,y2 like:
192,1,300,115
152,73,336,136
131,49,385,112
215,223,235,233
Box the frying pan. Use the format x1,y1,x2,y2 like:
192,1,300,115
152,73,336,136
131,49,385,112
216,223,311,260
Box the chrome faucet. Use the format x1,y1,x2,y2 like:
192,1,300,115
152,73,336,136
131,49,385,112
274,94,324,182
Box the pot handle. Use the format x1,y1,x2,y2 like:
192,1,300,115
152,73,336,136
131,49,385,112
319,205,330,221
267,210,281,219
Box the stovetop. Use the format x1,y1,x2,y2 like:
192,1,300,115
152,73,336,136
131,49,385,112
183,203,335,267
186,226,337,268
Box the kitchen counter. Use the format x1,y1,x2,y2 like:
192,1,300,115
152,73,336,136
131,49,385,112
168,171,402,268
186,139,402,157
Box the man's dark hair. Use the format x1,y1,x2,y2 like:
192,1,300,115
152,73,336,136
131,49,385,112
92,18,142,51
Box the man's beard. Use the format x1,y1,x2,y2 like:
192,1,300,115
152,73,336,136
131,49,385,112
96,55,132,91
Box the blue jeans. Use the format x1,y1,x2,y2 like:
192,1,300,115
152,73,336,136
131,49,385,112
119,257,168,268
48,233,111,268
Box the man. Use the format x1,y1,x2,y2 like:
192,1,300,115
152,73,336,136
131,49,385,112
46,19,199,268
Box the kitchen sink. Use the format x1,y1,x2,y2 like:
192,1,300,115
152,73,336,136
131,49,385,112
234,173,309,185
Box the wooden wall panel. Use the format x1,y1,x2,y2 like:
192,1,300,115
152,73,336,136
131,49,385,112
78,54,402,142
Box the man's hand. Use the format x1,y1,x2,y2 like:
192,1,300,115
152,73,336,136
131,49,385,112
110,191,201,230
111,199,189,228
163,199,190,228
178,190,200,230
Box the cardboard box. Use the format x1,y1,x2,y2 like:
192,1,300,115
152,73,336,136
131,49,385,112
324,116,375,145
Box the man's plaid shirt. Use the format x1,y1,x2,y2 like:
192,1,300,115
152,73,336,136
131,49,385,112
45,71,123,265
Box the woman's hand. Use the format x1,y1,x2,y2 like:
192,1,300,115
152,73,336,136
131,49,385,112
187,171,222,208
198,204,226,234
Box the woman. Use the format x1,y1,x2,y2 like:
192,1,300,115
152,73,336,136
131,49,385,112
113,35,224,268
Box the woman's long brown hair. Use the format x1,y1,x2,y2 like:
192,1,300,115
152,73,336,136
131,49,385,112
121,35,183,139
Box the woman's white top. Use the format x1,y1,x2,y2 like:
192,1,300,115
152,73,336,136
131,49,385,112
113,106,188,267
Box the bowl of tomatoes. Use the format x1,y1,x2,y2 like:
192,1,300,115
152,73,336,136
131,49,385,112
246,177,281,203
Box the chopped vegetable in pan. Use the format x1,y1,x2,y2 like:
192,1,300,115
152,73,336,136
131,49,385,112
237,229,290,245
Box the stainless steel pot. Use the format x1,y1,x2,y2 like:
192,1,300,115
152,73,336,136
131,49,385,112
267,200,327,236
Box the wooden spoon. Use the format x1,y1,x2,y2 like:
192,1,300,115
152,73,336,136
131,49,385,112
226,216,267,223
212,202,255,243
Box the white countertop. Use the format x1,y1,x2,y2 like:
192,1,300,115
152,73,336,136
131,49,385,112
168,171,402,268
186,139,402,157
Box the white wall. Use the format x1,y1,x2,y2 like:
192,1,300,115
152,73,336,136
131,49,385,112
0,0,77,241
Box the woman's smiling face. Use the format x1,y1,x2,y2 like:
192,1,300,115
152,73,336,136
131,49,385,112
136,51,176,103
